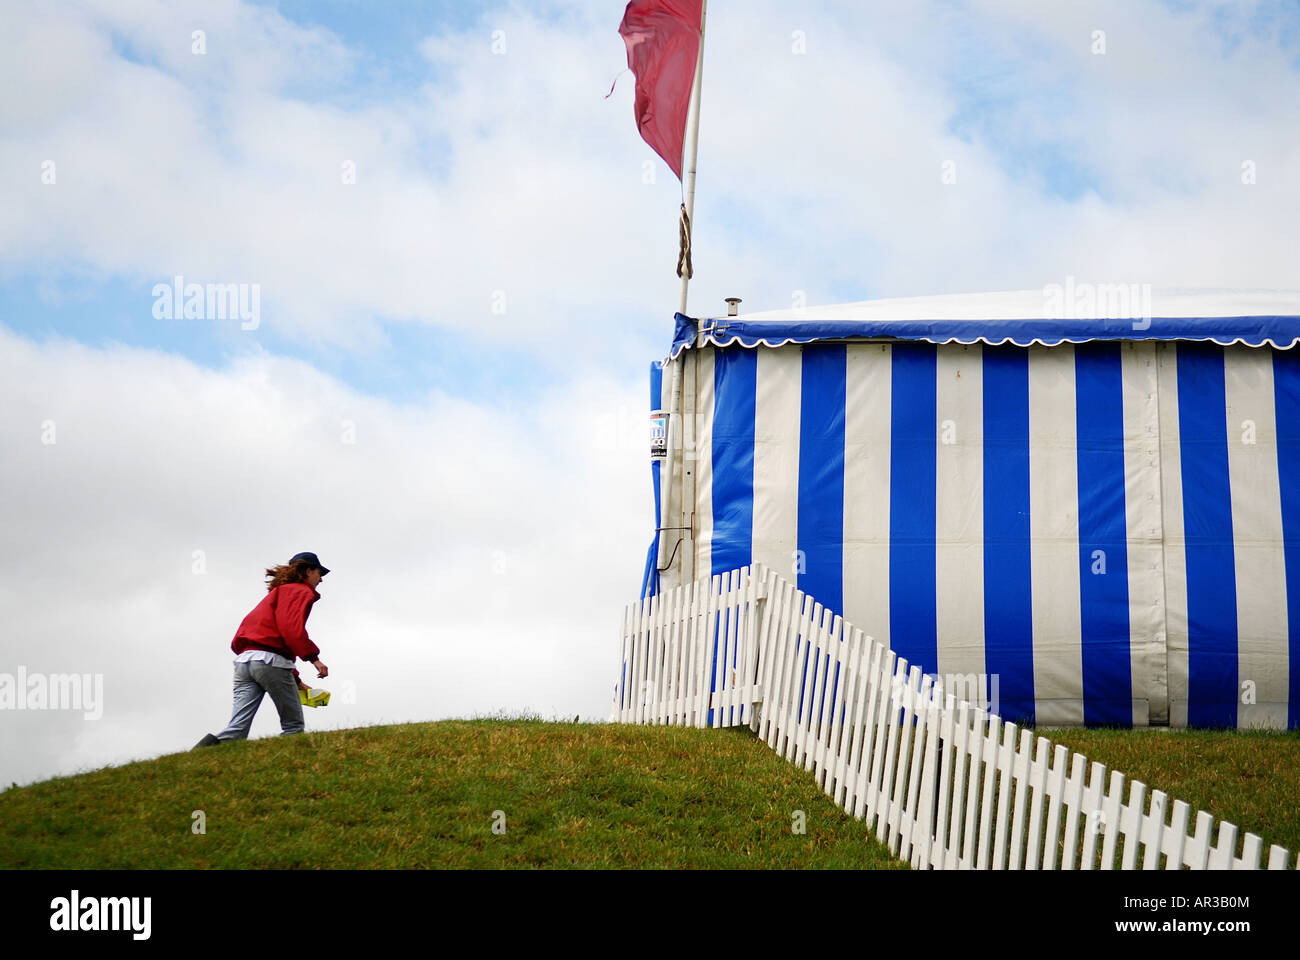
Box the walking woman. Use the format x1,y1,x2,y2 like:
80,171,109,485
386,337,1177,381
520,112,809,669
194,552,331,748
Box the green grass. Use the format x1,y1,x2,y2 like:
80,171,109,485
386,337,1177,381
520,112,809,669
6,717,1291,868
0,720,907,869
1030,727,1300,856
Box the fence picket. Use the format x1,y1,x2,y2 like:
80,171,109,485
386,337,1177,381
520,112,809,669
834,627,867,809
1099,770,1126,870
828,625,860,804
1040,744,1069,869
1061,754,1087,869
947,700,972,869
712,570,731,727
874,655,905,844
711,572,728,729
837,629,866,806
652,587,670,725
929,691,957,870
838,633,865,813
1022,736,1049,870
788,600,811,765
667,584,683,725
771,583,798,751
795,603,824,770
770,591,793,756
816,609,839,784
681,581,698,724
652,588,669,724
1140,789,1165,870
1119,780,1145,870
751,567,779,733
741,567,754,720
675,582,694,723
787,596,816,764
838,624,864,802
782,593,811,762
1185,810,1213,869
622,598,637,724
755,576,779,740
679,582,696,724
733,567,751,724
911,682,943,869
809,611,835,782
687,578,707,726
733,564,754,723
810,608,835,777
900,672,934,865
613,604,628,721
959,705,983,869
631,594,650,726
821,616,850,790
1008,728,1034,870
975,715,1001,870
730,569,745,725
1079,761,1107,870
885,664,920,855
659,588,674,724
991,721,1017,869
1237,833,1263,870
696,576,719,727
1163,799,1189,871
852,642,891,823
1209,821,1238,870
770,581,799,749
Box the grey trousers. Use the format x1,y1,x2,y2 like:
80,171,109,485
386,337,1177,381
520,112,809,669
216,660,305,740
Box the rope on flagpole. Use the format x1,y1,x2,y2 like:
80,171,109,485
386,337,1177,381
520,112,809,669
676,203,693,279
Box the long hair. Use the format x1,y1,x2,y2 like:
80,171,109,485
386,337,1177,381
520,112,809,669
264,559,314,591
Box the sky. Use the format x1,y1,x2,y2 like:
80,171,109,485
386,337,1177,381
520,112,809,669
2,0,1299,788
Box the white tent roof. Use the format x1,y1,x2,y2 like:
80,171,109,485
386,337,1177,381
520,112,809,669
720,288,1300,324
669,288,1300,358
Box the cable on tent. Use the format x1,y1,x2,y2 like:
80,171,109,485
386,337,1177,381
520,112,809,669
655,526,692,572
676,203,693,279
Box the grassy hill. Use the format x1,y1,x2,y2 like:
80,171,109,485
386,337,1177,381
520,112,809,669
5,719,1294,869
0,719,908,869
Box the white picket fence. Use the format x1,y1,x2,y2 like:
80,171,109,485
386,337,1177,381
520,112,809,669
611,563,1297,870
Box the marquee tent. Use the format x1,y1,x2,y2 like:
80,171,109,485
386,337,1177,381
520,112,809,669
641,289,1300,730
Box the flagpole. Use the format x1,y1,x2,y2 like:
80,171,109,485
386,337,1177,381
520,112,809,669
665,1,706,593
677,0,707,316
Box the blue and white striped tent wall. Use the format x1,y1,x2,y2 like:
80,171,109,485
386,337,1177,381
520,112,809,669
645,289,1300,730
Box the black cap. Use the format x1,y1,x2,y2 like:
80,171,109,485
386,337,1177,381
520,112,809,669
289,552,330,576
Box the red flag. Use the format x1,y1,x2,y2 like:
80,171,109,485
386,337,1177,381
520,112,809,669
618,0,702,180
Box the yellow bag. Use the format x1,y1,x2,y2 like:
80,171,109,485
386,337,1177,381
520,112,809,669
299,686,330,708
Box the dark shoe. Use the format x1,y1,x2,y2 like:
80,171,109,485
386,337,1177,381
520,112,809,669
193,733,221,749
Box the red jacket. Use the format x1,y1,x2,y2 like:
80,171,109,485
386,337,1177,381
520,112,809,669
231,583,322,671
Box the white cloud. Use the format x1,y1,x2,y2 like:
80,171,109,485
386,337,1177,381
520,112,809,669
0,0,684,355
5,0,1298,334
0,325,650,786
